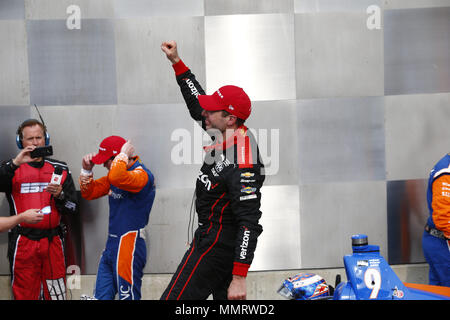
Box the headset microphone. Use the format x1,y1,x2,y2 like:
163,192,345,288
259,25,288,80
51,166,63,185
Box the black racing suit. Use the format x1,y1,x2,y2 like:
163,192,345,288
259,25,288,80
161,60,265,300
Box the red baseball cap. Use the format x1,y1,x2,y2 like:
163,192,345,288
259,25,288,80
91,135,127,164
198,85,251,120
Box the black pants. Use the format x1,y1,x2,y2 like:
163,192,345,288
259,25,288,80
161,226,235,300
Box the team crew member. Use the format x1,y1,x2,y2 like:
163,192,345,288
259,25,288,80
79,136,156,300
160,41,265,300
423,153,450,286
0,209,43,233
0,119,79,300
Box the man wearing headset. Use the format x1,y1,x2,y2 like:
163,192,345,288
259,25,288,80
0,118,78,300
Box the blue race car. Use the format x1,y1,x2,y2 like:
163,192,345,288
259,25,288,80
278,234,450,300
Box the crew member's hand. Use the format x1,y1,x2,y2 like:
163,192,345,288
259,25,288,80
20,209,44,224
82,153,96,171
161,41,181,64
227,275,247,300
45,183,63,198
120,140,135,159
13,145,37,166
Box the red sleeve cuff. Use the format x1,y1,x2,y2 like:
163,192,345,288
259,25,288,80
172,59,189,76
232,262,250,277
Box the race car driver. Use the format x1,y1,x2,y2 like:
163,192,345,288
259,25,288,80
0,118,79,300
0,209,43,233
160,40,265,300
423,153,450,286
79,136,156,300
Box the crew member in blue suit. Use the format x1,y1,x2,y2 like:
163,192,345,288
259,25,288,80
423,153,450,287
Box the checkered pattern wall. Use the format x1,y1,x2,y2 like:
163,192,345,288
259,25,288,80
0,0,449,274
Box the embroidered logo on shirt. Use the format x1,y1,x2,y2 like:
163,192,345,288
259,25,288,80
20,182,49,193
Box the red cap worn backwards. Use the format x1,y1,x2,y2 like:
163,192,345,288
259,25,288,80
198,85,251,120
91,135,127,165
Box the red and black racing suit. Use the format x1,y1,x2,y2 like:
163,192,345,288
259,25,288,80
161,60,265,300
0,157,78,300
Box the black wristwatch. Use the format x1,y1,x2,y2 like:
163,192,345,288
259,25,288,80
57,190,65,200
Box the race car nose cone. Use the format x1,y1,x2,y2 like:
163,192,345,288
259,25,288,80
351,234,368,247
